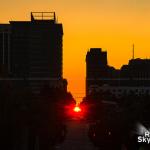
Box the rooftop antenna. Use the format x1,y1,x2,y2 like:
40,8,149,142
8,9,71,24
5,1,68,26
54,12,56,22
132,44,135,59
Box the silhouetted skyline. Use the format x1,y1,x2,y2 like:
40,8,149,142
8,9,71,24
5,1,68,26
86,48,150,97
1,0,150,100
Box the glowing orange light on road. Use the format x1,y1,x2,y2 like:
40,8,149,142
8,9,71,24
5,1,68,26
73,106,81,112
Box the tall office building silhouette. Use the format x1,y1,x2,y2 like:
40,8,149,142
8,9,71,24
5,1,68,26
86,48,108,79
0,12,65,92
86,48,110,95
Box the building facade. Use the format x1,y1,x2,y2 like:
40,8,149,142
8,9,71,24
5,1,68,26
0,24,11,72
0,12,66,93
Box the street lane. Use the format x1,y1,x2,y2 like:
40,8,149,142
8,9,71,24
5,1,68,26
55,119,98,150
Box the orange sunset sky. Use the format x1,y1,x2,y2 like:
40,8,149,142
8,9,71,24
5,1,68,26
1,0,150,101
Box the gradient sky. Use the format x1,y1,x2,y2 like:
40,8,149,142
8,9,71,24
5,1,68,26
1,0,150,101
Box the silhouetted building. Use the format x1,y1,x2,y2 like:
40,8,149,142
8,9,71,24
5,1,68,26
86,48,108,78
0,12,66,93
86,48,150,97
86,48,117,95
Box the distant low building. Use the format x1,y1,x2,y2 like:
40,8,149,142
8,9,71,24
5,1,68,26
86,48,150,97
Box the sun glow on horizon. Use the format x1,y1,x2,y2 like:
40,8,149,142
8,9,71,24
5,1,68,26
73,106,82,113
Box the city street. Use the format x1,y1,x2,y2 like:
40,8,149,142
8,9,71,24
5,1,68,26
55,119,98,150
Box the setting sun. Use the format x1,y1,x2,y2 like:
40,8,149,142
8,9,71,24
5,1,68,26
73,106,81,113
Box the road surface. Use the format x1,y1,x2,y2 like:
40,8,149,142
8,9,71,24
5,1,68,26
55,119,98,150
